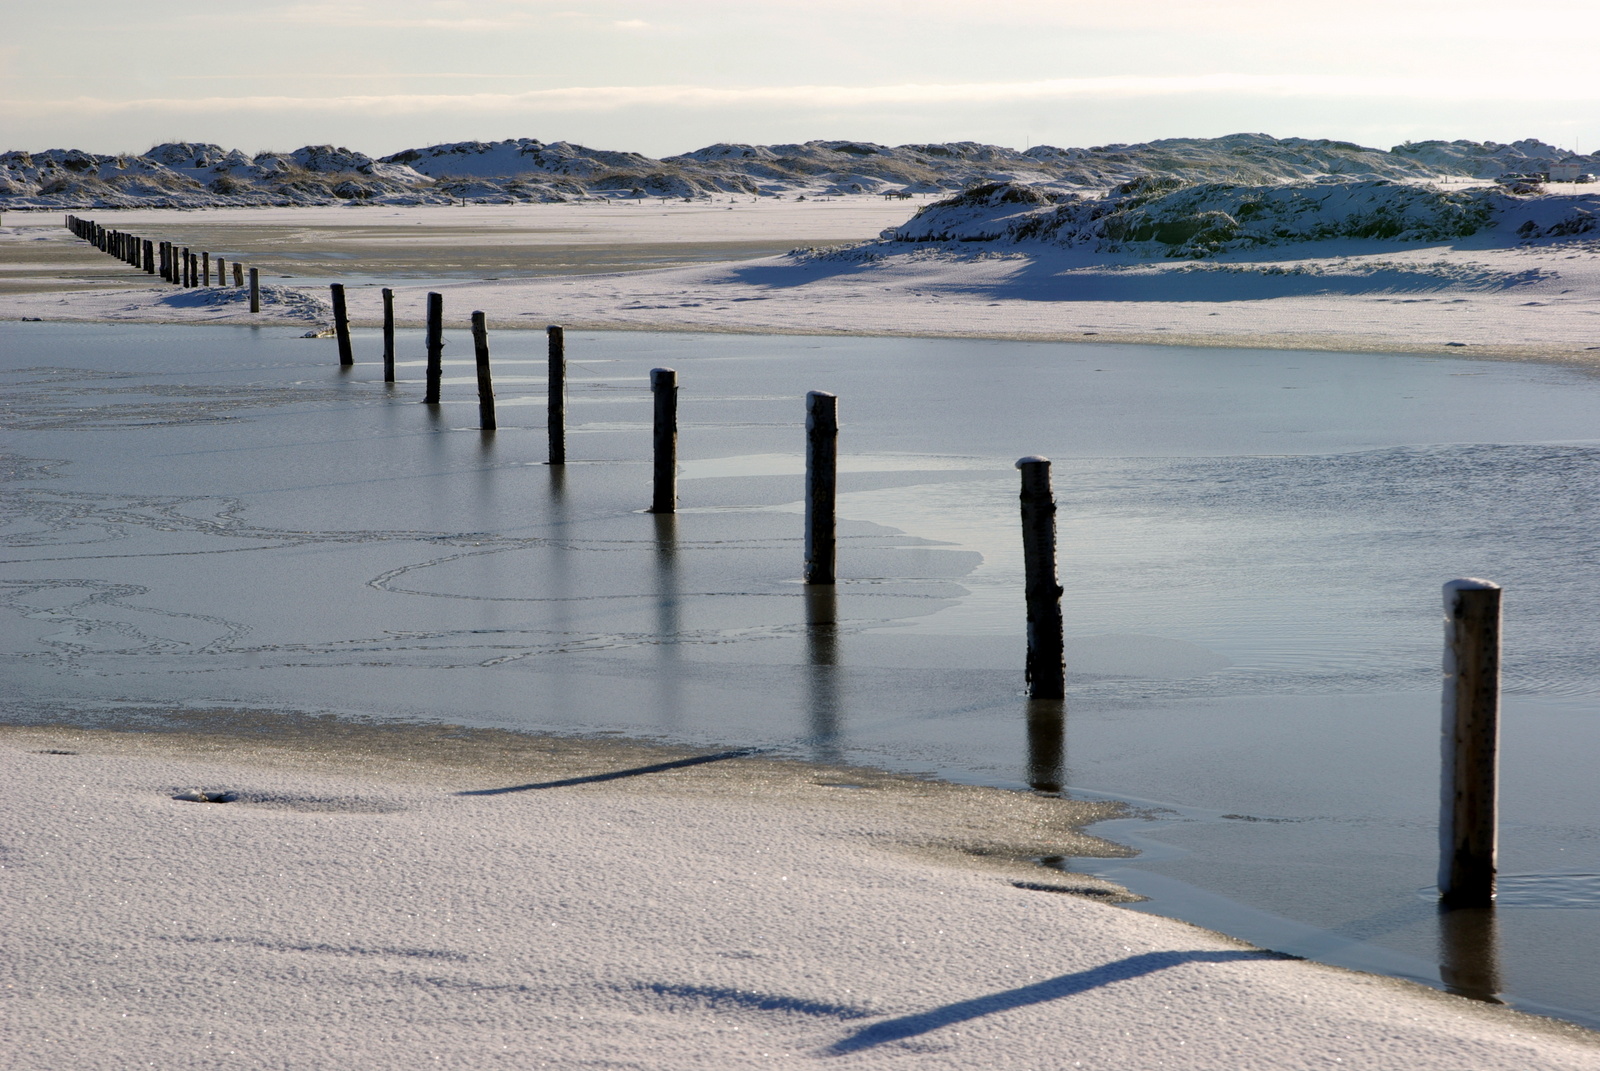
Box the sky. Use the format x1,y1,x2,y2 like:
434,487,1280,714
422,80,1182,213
4,0,1599,158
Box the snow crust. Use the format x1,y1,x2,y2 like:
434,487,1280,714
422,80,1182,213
6,739,1598,1069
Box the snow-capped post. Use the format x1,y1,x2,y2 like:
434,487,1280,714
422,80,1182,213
233,262,243,288
650,367,677,513
804,391,838,585
547,325,566,465
1440,578,1502,908
330,284,354,367
381,288,395,383
248,267,260,313
471,311,496,431
142,239,153,274
424,292,444,404
1016,456,1065,700
202,252,210,286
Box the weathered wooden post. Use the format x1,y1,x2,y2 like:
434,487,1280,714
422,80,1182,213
143,239,153,274
233,262,244,287
547,324,566,464
215,256,225,285
804,390,838,585
424,292,443,404
201,252,210,286
248,267,260,313
1016,456,1065,700
471,311,496,431
330,283,354,367
1440,578,1502,907
381,287,395,383
650,367,678,513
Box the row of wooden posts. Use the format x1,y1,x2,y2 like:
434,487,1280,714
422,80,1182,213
65,215,263,313
60,216,1506,910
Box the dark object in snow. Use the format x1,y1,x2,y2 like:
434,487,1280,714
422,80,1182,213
173,790,238,803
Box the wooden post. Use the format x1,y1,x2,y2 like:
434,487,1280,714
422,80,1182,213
804,390,838,585
215,256,224,285
424,292,443,404
249,267,260,313
201,251,210,286
650,367,677,513
547,324,566,464
1440,578,1502,907
381,288,395,383
233,262,244,287
143,239,153,274
1016,456,1065,700
471,311,496,431
330,283,354,367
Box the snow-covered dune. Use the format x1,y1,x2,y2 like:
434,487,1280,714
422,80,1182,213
888,179,1599,257
6,133,1598,211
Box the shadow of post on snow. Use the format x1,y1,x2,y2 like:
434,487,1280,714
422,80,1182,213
826,949,1281,1054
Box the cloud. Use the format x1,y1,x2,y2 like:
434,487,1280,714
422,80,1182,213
12,74,1600,119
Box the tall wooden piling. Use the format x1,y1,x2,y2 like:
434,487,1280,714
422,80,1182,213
143,239,153,274
233,262,244,287
804,391,838,585
547,325,566,465
249,267,260,313
424,293,444,404
471,311,496,431
1440,578,1502,907
330,284,354,367
650,367,678,513
180,248,189,287
202,252,210,286
1017,456,1065,700
215,256,225,286
381,288,395,383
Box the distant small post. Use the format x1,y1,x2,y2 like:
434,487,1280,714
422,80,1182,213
424,292,443,404
381,287,395,383
233,262,244,287
1016,456,1065,700
804,390,838,585
248,267,260,313
201,251,210,286
547,324,566,464
330,283,354,367
1440,578,1502,907
471,311,496,431
650,367,678,513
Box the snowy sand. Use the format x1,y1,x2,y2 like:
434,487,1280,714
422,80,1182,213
5,724,1600,1071
4,201,1600,367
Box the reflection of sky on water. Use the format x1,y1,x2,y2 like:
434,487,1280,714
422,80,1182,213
5,322,1600,1027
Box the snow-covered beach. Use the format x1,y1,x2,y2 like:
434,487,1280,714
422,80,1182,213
8,174,1600,1064
5,186,1599,368
7,721,1600,1070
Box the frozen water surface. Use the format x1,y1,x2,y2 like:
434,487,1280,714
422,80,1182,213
5,321,1600,1027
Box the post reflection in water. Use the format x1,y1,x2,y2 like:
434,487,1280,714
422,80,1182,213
652,512,683,730
1438,905,1503,1004
804,585,842,764
1025,699,1066,794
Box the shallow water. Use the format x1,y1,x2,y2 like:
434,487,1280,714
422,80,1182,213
4,321,1600,1027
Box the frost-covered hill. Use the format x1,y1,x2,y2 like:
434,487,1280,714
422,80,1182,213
4,133,1597,210
883,178,1599,258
